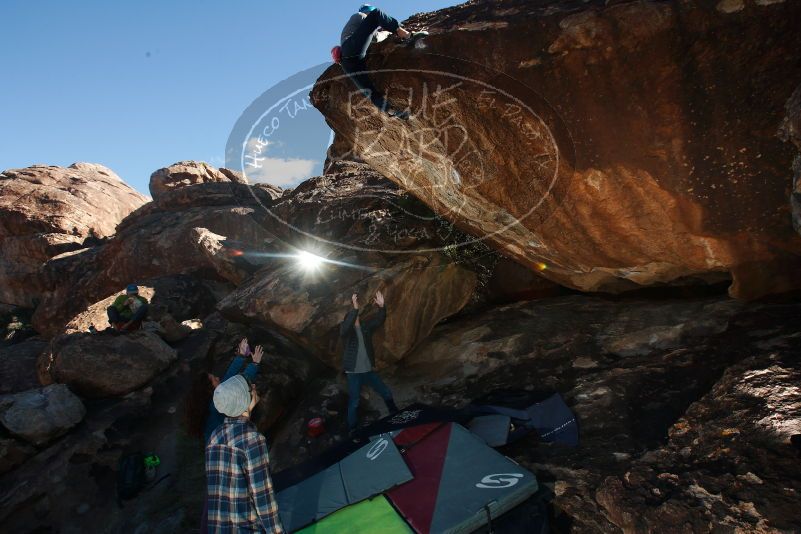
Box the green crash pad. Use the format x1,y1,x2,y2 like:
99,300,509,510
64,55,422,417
296,495,411,534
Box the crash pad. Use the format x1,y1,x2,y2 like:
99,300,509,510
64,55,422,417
278,435,412,532
296,495,412,534
387,423,538,534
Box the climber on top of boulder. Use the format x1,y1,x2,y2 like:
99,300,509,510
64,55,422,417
106,284,149,332
338,4,427,120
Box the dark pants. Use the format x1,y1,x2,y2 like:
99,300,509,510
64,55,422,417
107,304,148,331
341,9,400,112
200,493,208,534
347,371,397,430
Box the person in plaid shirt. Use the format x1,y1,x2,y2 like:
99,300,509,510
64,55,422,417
206,374,284,533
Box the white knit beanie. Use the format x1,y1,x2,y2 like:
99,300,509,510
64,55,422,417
213,375,251,417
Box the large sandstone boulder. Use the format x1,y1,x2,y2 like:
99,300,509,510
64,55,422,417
38,331,177,398
29,158,546,343
0,163,146,240
220,255,477,369
218,164,480,367
0,163,148,307
311,0,801,299
32,169,284,337
0,384,86,446
149,161,249,200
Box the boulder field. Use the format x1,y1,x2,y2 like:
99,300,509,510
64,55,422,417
0,0,800,532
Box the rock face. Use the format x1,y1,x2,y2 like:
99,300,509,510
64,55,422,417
0,437,35,475
0,338,47,394
221,255,476,369
32,175,283,337
39,331,177,398
311,0,801,299
218,163,481,368
0,163,148,307
779,84,801,235
149,161,249,200
596,349,801,533
0,384,86,446
0,384,160,532
396,296,742,390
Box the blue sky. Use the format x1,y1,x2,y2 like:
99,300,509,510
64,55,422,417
0,0,457,195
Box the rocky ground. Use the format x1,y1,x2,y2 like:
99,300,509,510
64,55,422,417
2,290,799,532
1,0,800,532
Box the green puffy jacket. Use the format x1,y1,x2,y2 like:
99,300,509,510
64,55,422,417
111,294,149,320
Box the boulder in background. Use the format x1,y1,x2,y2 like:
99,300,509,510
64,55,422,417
39,331,177,398
0,384,86,446
0,163,148,307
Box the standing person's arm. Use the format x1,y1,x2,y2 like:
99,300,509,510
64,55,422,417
243,345,263,382
222,338,251,380
243,434,284,533
363,290,386,330
221,357,245,381
340,294,359,337
204,339,254,443
205,350,245,442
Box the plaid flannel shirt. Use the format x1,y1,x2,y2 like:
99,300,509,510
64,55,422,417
206,417,284,533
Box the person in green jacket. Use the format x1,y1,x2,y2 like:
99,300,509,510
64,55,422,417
107,284,149,332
